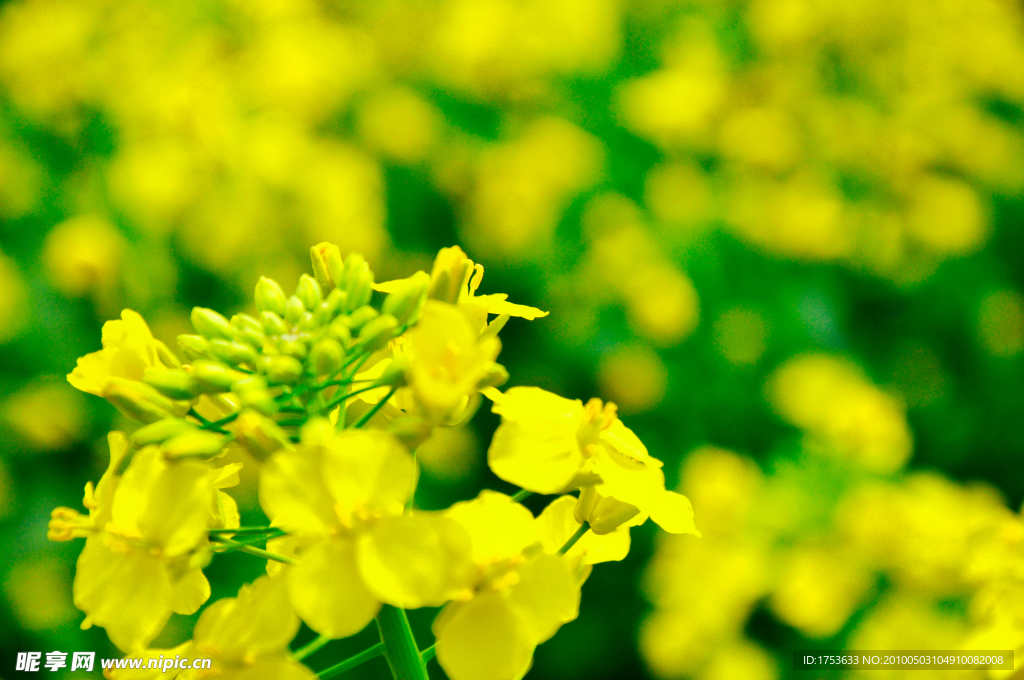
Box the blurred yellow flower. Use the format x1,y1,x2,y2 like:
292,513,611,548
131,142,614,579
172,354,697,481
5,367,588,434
768,354,912,473
3,377,87,450
42,214,124,299
597,344,668,414
978,290,1024,358
0,249,28,343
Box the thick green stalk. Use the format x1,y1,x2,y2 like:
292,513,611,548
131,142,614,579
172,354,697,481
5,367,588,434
375,605,429,680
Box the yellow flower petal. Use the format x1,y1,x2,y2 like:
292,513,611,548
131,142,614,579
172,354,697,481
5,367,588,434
168,564,210,616
110,448,214,555
73,536,172,652
321,430,416,522
486,388,586,494
536,495,630,564
446,491,538,565
356,513,474,608
287,537,380,637
506,554,582,644
68,310,177,396
435,592,535,680
649,490,701,536
194,575,299,662
259,447,337,535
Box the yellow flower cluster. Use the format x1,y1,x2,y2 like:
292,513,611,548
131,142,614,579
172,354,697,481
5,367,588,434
623,0,1024,278
642,356,1024,680
50,244,699,680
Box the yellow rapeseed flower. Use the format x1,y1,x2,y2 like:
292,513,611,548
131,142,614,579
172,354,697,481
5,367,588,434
49,434,237,651
433,491,586,680
67,309,180,396
107,575,314,680
485,386,699,535
259,424,474,637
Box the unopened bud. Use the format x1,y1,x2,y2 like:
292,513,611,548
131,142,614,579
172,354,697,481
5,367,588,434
309,338,345,376
208,339,258,366
357,314,399,352
263,355,304,385
295,274,322,311
143,368,202,400
382,271,430,326
343,253,374,312
132,418,197,446
346,305,379,330
233,410,291,461
327,317,352,346
162,430,226,458
255,277,287,316
284,296,305,325
311,243,344,293
279,339,308,361
191,360,246,392
178,334,210,361
325,288,347,318
260,311,288,337
191,307,234,340
378,355,410,387
238,389,279,416
428,246,472,304
477,363,509,390
103,378,186,423
231,314,265,349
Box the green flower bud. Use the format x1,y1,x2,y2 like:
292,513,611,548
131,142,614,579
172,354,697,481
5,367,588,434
279,339,308,360
346,305,379,330
295,274,322,311
309,338,345,376
325,288,347,318
178,334,210,360
131,418,198,447
191,307,234,340
297,311,318,332
255,277,287,316
209,339,259,366
264,355,304,385
143,367,203,400
327,317,352,346
382,271,430,326
233,410,291,461
357,314,399,353
238,389,279,416
284,295,305,325
477,362,510,389
343,253,374,312
191,360,247,392
311,243,344,293
377,354,410,388
231,375,268,393
231,314,265,350
260,311,288,337
103,378,187,424
162,430,226,459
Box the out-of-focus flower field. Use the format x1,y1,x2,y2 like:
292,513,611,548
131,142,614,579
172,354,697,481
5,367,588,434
0,0,1023,678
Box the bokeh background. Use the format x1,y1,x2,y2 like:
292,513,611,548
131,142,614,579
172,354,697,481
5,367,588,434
1,0,1023,678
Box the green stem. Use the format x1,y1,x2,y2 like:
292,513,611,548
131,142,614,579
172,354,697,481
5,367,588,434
293,634,332,661
208,526,278,535
510,489,533,503
317,642,384,679
558,523,590,556
354,387,397,428
322,383,384,414
210,412,240,429
420,644,436,663
209,535,294,564
375,605,429,680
